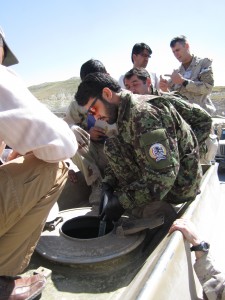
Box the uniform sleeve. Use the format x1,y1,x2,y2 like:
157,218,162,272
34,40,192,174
103,163,119,189
0,66,78,162
185,60,214,95
194,253,225,300
104,101,179,209
104,99,201,209
170,58,214,96
163,93,212,146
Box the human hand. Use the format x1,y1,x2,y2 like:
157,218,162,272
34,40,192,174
100,193,125,222
6,150,21,161
89,126,106,141
68,169,78,184
166,70,184,85
70,125,89,150
168,218,202,246
159,75,170,92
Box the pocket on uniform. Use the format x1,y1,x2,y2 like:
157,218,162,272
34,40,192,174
140,129,174,170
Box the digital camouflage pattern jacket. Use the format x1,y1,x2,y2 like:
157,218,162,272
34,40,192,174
103,91,202,209
159,91,212,158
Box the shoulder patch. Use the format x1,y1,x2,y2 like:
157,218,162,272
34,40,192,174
149,143,167,162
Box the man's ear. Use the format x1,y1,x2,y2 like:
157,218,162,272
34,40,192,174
185,42,190,51
146,77,152,88
132,54,137,64
102,87,113,101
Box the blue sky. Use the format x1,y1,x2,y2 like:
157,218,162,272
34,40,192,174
1,0,225,86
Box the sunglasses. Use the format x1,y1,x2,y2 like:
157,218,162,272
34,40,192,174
87,97,98,115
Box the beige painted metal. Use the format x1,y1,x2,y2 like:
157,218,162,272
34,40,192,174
118,163,224,300
25,164,223,299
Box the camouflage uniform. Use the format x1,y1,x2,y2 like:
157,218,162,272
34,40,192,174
160,92,212,158
69,125,103,186
65,101,108,208
194,253,225,300
103,91,202,210
168,55,216,115
64,100,88,131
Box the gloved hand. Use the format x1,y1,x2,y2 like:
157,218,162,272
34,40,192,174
100,194,125,222
99,183,114,215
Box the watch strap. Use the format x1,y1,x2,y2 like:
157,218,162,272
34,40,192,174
190,241,210,252
182,80,189,87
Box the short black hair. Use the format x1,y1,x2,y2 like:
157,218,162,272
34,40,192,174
124,67,150,83
80,59,107,80
131,43,152,63
170,35,187,48
75,72,122,106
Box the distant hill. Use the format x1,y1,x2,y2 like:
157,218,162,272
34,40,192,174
29,77,81,113
210,86,225,116
28,78,225,116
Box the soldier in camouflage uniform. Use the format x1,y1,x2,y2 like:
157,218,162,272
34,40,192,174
64,60,108,208
75,72,202,222
124,67,212,159
65,100,105,187
159,35,216,116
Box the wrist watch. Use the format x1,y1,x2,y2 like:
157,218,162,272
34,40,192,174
182,80,189,87
190,241,210,252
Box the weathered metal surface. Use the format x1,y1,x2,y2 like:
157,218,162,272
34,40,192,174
119,163,225,300
23,164,224,299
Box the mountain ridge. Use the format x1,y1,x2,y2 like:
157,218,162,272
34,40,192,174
28,77,225,116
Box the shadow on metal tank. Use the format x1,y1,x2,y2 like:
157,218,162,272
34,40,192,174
57,171,91,211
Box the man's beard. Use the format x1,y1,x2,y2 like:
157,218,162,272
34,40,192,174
100,96,118,125
106,102,118,124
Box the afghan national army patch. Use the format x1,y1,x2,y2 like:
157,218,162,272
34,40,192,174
149,143,167,162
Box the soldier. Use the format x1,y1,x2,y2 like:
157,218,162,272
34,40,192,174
64,59,109,210
75,72,202,224
169,219,225,300
124,67,155,95
118,42,158,90
159,35,216,115
124,67,212,160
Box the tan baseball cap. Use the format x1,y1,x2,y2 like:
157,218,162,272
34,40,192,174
0,27,19,66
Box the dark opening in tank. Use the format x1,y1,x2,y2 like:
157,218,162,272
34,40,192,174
61,216,114,239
